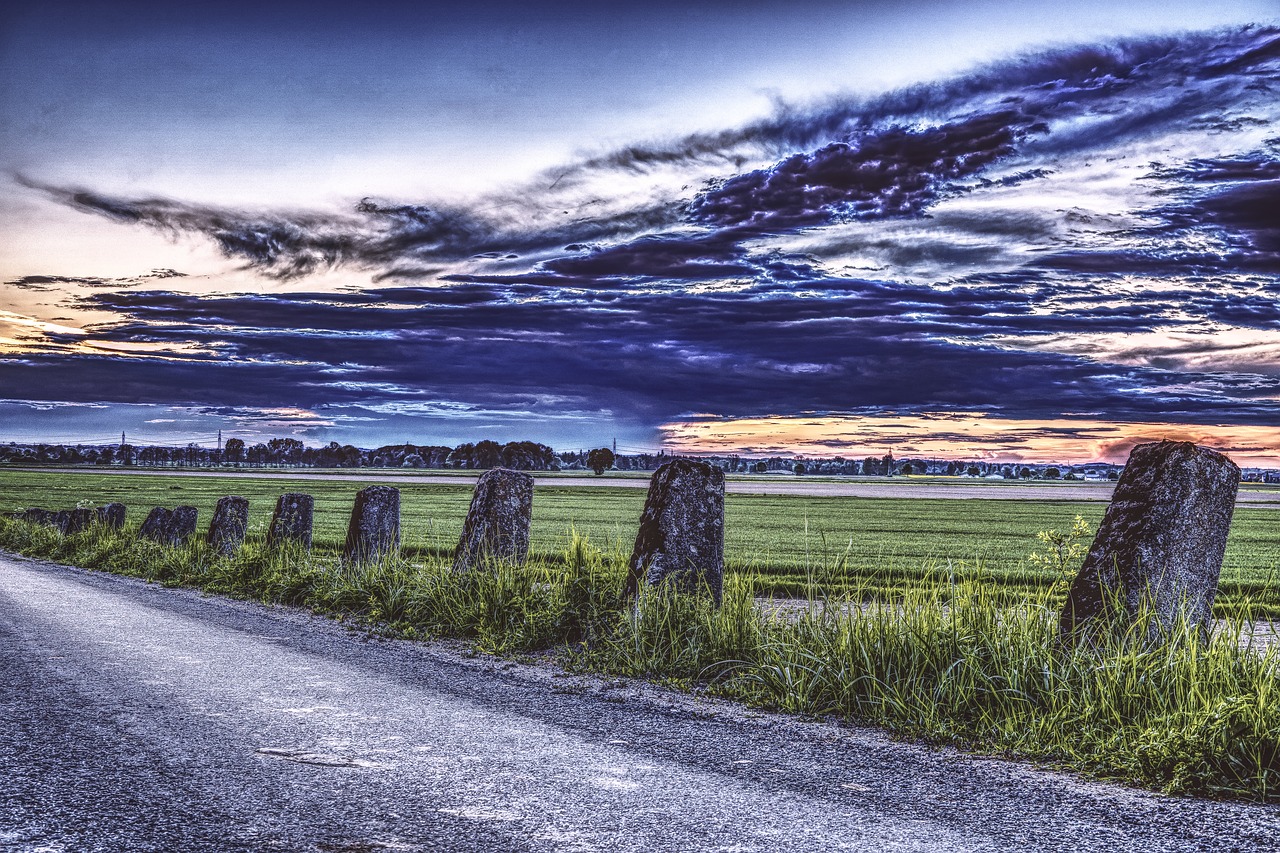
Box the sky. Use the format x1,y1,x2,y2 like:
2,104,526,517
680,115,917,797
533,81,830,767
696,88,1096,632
1,0,1278,463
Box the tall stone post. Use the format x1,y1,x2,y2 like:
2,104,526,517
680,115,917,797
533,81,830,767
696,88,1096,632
267,493,314,551
622,459,725,604
343,486,400,565
1060,441,1240,644
452,468,534,572
206,496,250,558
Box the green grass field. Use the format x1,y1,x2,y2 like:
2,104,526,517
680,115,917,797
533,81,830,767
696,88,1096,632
3,468,1279,612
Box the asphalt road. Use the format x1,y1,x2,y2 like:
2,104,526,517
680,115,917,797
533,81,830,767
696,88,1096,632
3,555,1279,852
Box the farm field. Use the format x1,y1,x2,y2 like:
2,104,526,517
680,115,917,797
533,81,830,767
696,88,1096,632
2,468,1278,612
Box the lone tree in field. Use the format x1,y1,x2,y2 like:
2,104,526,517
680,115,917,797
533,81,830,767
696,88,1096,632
587,447,615,475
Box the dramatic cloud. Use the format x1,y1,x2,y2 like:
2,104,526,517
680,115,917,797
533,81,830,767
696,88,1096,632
7,24,1280,455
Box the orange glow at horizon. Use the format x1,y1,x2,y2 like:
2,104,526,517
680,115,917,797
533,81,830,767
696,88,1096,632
659,413,1280,467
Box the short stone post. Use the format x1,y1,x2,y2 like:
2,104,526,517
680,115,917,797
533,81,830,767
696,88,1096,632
1060,441,1240,644
267,493,314,551
51,510,72,534
622,458,725,604
139,507,172,543
452,468,534,572
139,506,198,546
342,486,400,565
15,508,56,527
63,508,96,535
206,496,249,558
169,506,199,545
98,503,127,530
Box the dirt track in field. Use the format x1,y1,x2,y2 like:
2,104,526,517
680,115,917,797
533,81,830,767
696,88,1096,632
17,466,1280,505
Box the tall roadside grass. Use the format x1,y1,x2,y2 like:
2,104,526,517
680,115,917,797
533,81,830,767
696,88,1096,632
2,516,1278,802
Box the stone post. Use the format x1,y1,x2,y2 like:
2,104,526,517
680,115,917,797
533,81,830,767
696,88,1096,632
1060,441,1240,644
139,505,198,546
342,486,400,565
622,459,725,604
206,496,250,558
15,508,56,527
267,493,314,551
452,468,534,572
63,508,96,535
98,503,127,530
169,506,199,544
139,507,172,543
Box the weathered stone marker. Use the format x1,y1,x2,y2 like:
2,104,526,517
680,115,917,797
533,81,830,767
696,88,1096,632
139,505,198,546
1060,441,1240,643
139,507,172,542
622,458,725,604
343,485,400,564
13,508,57,527
206,496,249,558
452,468,534,572
51,510,72,534
170,506,198,544
63,508,96,535
98,503,127,530
267,493,314,550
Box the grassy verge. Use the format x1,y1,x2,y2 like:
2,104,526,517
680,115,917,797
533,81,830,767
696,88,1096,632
3,469,1280,615
3,515,1279,803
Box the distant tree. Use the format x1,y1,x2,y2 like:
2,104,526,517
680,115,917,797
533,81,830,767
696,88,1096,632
117,443,135,466
475,440,503,469
1064,471,1078,481
1044,467,1061,479
402,453,424,468
793,462,806,475
1018,466,1033,479
448,442,476,469
882,453,894,476
587,447,615,475
266,437,304,465
753,461,768,473
224,437,245,464
966,465,981,477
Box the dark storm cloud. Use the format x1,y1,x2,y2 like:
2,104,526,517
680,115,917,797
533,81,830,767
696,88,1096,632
5,268,186,290
11,25,1280,438
688,110,1039,230
23,178,684,281
0,283,1264,432
25,26,1278,283
540,27,1278,183
1032,148,1280,277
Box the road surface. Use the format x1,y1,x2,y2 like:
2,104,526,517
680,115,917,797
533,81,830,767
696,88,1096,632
3,553,1278,851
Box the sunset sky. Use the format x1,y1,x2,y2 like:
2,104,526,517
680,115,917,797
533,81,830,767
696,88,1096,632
2,1,1278,463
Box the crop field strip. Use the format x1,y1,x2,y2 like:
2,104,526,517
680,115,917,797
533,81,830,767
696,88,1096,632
2,469,1278,612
